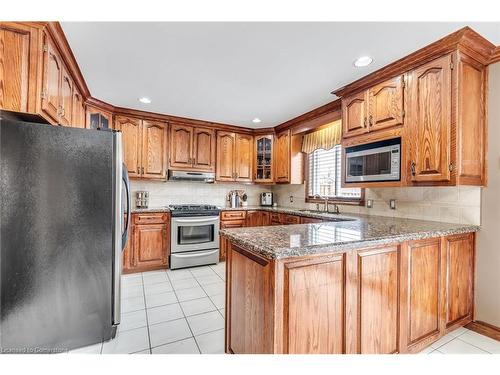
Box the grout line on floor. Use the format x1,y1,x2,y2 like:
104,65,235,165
456,337,492,354
140,273,153,353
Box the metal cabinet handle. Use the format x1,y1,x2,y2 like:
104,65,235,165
369,115,373,126
410,161,416,176
364,117,367,127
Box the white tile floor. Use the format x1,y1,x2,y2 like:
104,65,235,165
70,262,226,354
69,261,500,354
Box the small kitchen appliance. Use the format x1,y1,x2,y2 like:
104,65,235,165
260,192,273,206
228,190,241,208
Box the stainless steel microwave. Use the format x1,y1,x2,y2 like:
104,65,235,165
345,138,401,183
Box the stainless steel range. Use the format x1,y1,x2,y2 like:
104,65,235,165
169,204,220,269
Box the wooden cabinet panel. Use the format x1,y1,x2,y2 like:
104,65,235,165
281,214,300,225
115,116,142,178
284,256,345,353
59,65,73,126
300,217,323,224
347,247,400,354
235,133,253,182
342,91,368,138
246,211,263,227
270,213,281,225
86,105,112,130
368,75,404,132
445,233,474,327
134,223,169,269
170,124,193,169
401,238,443,348
71,89,85,128
221,210,246,221
41,34,62,123
192,127,215,171
228,245,273,354
0,23,32,112
254,135,274,183
122,224,134,272
275,130,290,182
142,120,167,179
216,131,236,181
409,54,452,183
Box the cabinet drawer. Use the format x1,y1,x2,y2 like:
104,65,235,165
221,211,247,220
282,214,301,224
221,220,246,228
300,217,323,224
133,213,169,224
270,213,281,225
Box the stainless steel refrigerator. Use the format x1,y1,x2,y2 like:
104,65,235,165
0,114,131,353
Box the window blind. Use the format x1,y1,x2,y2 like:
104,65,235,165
307,145,361,199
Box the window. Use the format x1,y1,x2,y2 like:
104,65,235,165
306,145,362,202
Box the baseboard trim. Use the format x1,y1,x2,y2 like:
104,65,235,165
466,321,500,341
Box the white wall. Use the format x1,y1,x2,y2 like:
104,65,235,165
476,62,500,327
130,180,272,208
272,184,481,225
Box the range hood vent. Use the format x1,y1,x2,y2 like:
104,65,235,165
168,170,215,183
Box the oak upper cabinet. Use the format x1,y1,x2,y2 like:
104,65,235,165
368,75,405,132
58,64,73,126
115,115,167,180
408,54,452,183
0,22,39,113
170,123,216,172
86,105,112,130
216,131,253,182
142,120,168,179
193,127,216,171
41,33,63,123
274,129,304,184
115,116,142,178
342,75,405,138
342,90,369,138
254,135,274,183
71,88,85,128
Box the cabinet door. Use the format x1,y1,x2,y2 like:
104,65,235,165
59,65,73,126
409,55,452,183
86,106,112,130
342,90,368,138
345,246,400,354
170,124,193,169
41,34,62,123
368,75,404,132
122,224,135,272
246,211,262,227
282,214,300,225
115,116,142,178
444,233,474,328
275,130,290,183
0,23,32,112
192,127,216,171
235,133,253,182
254,135,274,183
216,131,236,181
134,224,169,270
400,238,445,351
142,120,168,180
71,89,85,128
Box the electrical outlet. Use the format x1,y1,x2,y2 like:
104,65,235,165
366,199,373,208
289,195,294,203
390,199,396,210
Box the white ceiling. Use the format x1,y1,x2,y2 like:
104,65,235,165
61,22,500,128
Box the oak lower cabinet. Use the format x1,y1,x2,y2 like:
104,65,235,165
246,210,270,227
115,115,168,180
169,123,216,172
224,232,475,354
220,211,247,261
216,131,253,182
123,212,170,274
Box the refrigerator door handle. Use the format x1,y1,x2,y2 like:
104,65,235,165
122,164,131,251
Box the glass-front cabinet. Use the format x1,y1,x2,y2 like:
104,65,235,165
254,135,274,183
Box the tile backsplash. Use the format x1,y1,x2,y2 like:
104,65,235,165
130,180,272,208
132,180,481,225
272,184,482,225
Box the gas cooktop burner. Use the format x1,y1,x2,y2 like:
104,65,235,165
168,204,220,217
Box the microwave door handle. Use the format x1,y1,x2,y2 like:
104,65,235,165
121,164,131,251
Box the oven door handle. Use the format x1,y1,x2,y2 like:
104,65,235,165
172,249,219,258
173,216,220,224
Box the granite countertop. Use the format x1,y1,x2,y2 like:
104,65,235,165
219,214,479,260
132,207,170,213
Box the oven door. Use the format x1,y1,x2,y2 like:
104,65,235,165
171,216,220,253
345,141,400,182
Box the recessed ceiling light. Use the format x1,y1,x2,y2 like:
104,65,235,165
252,118,261,124
138,97,152,104
353,56,373,67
